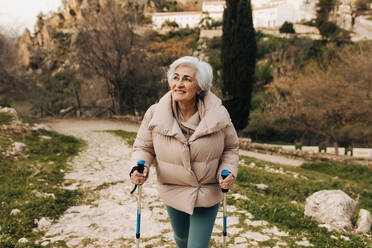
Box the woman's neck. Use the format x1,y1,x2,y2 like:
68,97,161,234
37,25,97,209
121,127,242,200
178,100,197,121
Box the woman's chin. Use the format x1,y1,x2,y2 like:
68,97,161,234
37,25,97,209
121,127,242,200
172,94,185,102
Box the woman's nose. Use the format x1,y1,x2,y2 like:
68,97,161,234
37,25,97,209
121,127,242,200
175,79,184,87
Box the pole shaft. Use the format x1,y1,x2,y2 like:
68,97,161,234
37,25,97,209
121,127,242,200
223,193,227,247
136,185,142,248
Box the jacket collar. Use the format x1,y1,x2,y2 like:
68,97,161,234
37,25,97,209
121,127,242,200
148,91,231,143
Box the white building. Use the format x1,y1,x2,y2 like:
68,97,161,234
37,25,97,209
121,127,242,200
151,11,202,29
202,1,224,20
202,1,225,12
253,0,315,28
149,0,315,30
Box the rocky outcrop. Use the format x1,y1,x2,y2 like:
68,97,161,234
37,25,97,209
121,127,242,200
49,13,65,29
305,190,356,232
17,0,161,68
37,25,56,50
64,0,84,21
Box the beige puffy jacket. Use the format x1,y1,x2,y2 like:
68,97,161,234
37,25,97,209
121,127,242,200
132,91,239,215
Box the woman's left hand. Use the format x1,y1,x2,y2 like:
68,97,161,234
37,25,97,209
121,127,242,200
219,173,235,190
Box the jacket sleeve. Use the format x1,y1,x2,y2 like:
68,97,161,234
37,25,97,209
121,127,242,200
217,123,239,178
131,105,156,168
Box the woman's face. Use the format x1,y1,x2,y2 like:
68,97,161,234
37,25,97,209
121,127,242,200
171,65,201,106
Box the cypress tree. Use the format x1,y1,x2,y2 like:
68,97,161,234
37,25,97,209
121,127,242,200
221,0,257,130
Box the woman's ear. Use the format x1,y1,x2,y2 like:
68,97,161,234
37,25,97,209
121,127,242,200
197,86,202,95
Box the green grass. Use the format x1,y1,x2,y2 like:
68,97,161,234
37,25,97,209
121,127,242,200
234,156,371,247
0,113,13,125
105,130,137,146
0,129,83,247
302,162,372,188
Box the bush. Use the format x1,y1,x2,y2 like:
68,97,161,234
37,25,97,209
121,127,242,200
318,21,338,38
0,113,13,125
279,21,296,34
318,21,351,44
161,19,179,29
255,62,273,86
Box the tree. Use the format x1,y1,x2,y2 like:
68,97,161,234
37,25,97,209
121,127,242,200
315,0,351,44
0,31,30,100
315,0,339,26
318,20,350,44
348,0,370,32
33,71,82,117
279,21,296,34
74,0,146,115
199,12,213,29
221,0,257,130
264,43,372,150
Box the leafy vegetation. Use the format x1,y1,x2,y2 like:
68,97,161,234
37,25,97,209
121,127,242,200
148,28,199,66
0,129,83,247
0,113,13,125
279,21,295,34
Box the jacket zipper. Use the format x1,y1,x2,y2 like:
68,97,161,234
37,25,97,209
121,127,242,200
185,141,200,187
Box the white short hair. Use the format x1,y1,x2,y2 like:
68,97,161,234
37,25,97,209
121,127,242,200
167,56,213,92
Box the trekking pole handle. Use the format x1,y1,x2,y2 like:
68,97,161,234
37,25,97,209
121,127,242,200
221,170,230,193
130,160,146,194
137,160,145,174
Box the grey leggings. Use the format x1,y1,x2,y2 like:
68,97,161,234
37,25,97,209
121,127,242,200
166,203,220,248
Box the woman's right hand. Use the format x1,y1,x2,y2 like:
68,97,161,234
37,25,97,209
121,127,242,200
130,166,149,185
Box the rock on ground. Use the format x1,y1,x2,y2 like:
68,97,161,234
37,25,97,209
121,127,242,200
355,209,372,233
0,107,18,118
10,209,21,216
305,190,356,232
13,142,28,154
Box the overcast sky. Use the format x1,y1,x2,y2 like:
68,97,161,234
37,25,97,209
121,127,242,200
0,0,62,36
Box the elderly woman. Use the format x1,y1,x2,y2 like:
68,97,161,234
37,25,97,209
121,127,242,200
130,56,239,248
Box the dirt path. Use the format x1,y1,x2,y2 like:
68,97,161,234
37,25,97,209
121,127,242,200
239,150,304,167
41,119,174,247
39,119,310,247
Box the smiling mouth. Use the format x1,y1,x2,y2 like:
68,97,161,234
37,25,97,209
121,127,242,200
174,89,186,94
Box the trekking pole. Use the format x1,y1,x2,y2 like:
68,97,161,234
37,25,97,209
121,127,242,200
130,160,146,248
221,169,230,248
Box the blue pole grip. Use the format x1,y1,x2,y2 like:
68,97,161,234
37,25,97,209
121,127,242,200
137,160,145,174
221,170,230,193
